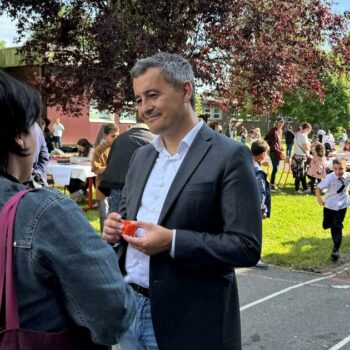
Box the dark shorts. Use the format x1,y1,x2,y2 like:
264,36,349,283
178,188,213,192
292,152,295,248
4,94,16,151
323,207,347,230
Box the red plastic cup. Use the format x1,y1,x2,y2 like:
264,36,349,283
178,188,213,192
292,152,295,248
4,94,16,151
122,220,138,237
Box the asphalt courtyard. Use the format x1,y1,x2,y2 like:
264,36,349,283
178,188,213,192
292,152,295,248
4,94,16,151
238,264,350,350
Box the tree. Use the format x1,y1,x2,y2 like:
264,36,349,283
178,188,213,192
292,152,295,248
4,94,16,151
1,0,349,116
278,72,350,129
0,40,6,49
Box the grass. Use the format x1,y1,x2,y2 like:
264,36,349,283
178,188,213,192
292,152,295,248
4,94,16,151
262,171,350,272
70,168,350,273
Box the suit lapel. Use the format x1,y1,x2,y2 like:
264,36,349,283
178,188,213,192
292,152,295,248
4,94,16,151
158,125,214,224
128,146,158,220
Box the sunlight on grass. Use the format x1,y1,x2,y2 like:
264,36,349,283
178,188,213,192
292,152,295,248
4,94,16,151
54,168,349,272
262,173,350,272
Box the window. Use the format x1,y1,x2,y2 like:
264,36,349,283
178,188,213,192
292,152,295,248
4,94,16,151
119,111,137,124
212,107,222,120
203,107,211,118
89,101,115,123
202,104,223,120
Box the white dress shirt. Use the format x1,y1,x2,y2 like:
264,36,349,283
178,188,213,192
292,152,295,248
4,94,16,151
317,172,350,210
124,119,203,288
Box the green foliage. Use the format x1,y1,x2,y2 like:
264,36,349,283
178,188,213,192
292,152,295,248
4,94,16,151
0,40,6,49
279,72,350,129
195,94,203,116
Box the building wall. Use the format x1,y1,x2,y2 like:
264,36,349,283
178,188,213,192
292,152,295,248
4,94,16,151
47,107,131,145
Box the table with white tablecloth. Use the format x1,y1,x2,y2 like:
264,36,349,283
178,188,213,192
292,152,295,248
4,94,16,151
47,160,97,210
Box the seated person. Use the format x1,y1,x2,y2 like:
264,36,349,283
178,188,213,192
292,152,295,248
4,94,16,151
66,138,94,202
77,138,94,159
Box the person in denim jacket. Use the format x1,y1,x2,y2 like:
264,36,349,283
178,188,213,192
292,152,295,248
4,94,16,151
0,72,136,349
251,140,271,269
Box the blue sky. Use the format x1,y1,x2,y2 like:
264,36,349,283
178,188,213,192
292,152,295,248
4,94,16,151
0,1,349,47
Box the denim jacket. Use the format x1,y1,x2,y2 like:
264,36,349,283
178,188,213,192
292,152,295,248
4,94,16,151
253,162,271,218
0,174,135,347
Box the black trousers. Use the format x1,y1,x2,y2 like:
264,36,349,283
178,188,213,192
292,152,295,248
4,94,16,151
323,207,347,250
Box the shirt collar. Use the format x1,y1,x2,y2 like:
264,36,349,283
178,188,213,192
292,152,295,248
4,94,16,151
130,123,149,130
152,119,203,154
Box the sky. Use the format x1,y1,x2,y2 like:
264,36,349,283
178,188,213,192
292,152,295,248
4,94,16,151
0,1,349,47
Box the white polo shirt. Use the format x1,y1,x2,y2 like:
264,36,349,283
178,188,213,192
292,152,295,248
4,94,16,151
317,172,350,210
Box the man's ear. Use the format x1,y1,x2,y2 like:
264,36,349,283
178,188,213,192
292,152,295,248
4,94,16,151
15,135,25,149
182,81,193,104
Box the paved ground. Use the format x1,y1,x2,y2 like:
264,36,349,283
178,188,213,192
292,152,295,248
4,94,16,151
238,264,350,350
113,264,350,350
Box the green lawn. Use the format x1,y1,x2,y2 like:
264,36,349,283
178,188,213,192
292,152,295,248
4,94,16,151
77,170,350,273
263,173,350,272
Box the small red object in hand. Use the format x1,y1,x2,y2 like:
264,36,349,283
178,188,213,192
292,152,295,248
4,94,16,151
122,220,138,236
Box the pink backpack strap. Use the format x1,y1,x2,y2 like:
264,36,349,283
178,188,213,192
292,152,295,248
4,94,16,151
0,189,32,329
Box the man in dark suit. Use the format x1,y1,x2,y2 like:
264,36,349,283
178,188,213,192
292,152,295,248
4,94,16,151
103,52,262,350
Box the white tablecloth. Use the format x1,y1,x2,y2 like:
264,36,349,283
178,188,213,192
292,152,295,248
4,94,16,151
47,160,95,185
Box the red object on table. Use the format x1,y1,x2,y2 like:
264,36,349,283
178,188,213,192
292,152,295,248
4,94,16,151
122,220,138,236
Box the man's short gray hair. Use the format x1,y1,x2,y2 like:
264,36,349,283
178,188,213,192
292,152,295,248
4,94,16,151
131,52,195,108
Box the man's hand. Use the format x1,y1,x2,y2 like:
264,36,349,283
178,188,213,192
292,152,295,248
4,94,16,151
122,221,173,256
102,212,124,244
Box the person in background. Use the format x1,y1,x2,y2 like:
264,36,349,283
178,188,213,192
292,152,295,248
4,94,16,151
254,127,261,140
284,125,295,158
339,128,348,150
317,128,326,143
99,114,153,213
92,124,119,232
264,117,285,190
251,139,271,269
316,158,350,261
103,52,261,350
295,126,302,137
52,117,64,149
240,126,248,144
29,120,50,187
77,138,94,159
197,114,208,124
43,118,55,153
307,142,327,193
322,129,335,157
66,138,95,202
343,139,350,152
0,71,135,348
291,122,312,194
95,124,108,146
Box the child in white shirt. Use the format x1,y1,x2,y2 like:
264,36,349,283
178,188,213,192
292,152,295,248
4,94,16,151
316,158,350,261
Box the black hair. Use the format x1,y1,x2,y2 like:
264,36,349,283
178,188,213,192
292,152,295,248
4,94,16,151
0,71,42,171
77,138,93,157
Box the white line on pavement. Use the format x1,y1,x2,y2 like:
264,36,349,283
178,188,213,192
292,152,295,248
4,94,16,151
328,334,350,350
240,273,336,311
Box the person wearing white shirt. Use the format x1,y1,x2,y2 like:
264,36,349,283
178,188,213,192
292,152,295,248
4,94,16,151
102,52,261,350
322,129,335,156
291,122,312,194
316,158,350,261
52,117,65,149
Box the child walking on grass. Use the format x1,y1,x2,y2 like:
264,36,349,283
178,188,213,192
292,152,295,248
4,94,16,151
316,158,350,261
251,139,271,269
307,142,327,193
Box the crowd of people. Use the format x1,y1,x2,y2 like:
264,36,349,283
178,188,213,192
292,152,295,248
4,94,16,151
1,50,349,350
